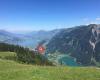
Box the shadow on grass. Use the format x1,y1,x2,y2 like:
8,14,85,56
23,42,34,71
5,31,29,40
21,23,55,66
0,56,17,61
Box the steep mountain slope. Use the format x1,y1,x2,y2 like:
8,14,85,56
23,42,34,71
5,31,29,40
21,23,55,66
46,24,100,66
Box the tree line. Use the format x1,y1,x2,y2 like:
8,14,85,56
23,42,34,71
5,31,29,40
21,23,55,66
0,43,52,65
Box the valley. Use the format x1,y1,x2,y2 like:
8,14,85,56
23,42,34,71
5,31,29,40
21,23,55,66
1,24,100,66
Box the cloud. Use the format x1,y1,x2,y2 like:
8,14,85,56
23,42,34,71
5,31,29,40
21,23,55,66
83,18,89,21
96,17,100,21
83,17,100,25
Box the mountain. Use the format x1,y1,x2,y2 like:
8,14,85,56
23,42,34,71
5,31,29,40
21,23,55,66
0,30,22,44
18,29,60,48
27,29,60,40
0,29,60,48
46,24,100,66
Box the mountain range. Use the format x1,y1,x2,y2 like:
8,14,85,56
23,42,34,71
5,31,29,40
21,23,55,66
0,29,60,48
1,24,100,66
46,24,100,66
0,30,23,43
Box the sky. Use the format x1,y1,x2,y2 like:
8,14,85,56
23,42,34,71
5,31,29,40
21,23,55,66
0,0,100,32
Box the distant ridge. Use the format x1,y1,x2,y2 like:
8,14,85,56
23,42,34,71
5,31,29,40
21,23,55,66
0,29,60,48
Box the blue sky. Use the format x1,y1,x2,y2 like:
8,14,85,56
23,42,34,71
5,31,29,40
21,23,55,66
0,0,100,32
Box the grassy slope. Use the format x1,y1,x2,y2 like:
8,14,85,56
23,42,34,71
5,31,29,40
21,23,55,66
0,52,16,57
0,52,16,61
0,52,100,80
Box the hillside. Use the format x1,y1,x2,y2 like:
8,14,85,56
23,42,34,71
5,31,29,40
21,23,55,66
0,43,53,65
46,24,100,66
0,30,22,44
0,52,100,80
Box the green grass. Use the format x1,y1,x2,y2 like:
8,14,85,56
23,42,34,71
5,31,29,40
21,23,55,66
0,52,16,61
0,52,100,80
